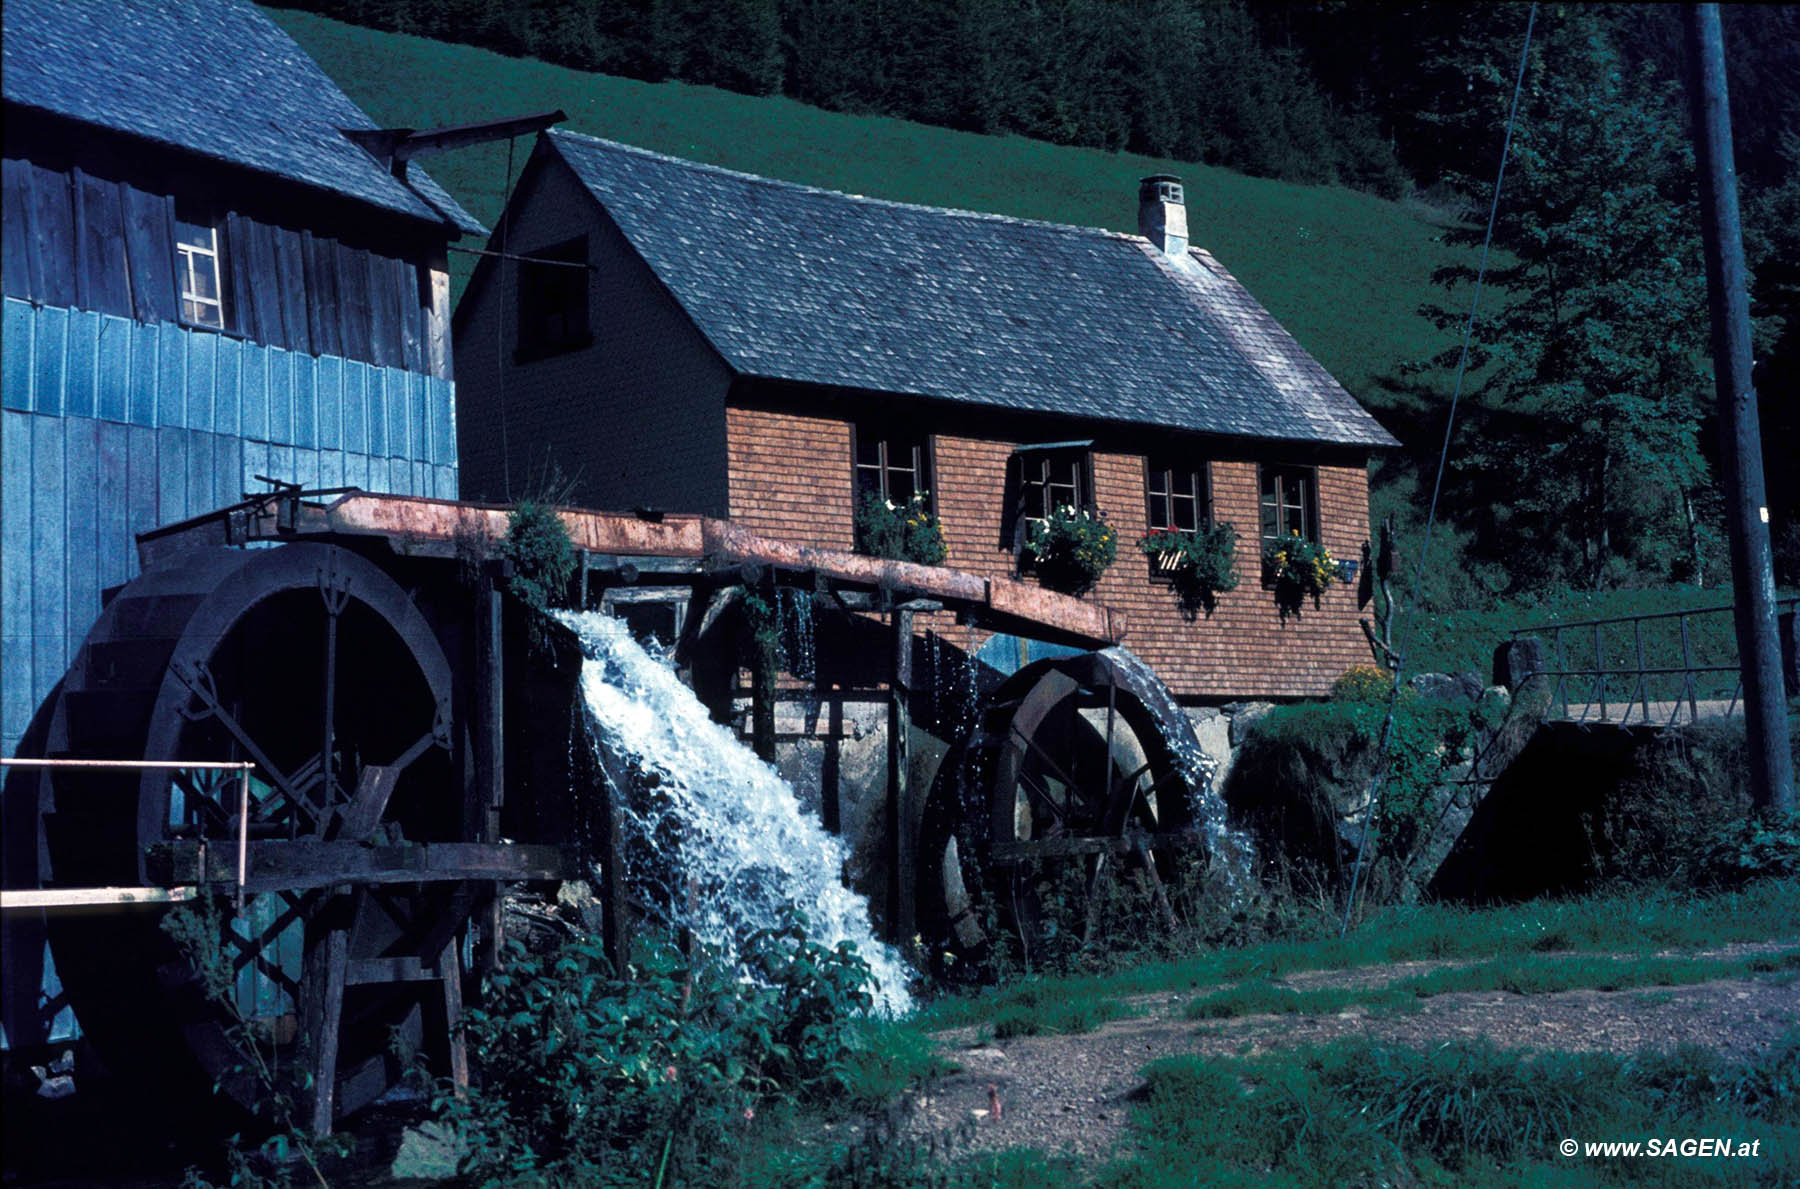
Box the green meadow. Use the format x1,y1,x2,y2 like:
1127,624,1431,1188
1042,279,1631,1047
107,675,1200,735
267,6,1462,410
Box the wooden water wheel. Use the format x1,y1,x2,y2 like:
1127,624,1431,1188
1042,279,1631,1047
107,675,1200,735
917,648,1211,976
24,543,571,1132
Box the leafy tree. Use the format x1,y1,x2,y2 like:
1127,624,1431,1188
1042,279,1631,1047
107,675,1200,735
1423,9,1714,592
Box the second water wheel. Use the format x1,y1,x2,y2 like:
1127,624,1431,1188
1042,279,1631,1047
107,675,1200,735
917,647,1210,975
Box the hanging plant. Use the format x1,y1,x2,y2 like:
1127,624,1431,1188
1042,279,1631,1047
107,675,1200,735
854,491,949,566
501,499,576,611
1264,531,1337,618
1140,523,1239,615
1023,505,1117,594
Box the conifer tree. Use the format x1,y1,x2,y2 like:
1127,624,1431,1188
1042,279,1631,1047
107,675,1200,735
1424,8,1713,591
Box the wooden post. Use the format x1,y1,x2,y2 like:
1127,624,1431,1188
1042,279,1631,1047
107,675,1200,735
1685,4,1794,811
887,607,914,942
301,898,351,1136
438,938,468,1091
751,667,777,762
474,561,506,971
822,696,842,835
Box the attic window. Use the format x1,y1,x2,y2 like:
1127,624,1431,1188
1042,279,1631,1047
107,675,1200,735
175,215,227,330
516,235,591,362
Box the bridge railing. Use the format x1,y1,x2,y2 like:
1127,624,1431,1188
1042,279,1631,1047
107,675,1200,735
1511,596,1799,726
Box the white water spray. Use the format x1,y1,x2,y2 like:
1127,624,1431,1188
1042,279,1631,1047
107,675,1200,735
557,611,914,1014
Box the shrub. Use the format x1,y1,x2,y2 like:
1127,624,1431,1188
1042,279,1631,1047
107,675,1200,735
440,910,880,1185
1330,663,1399,704
854,491,949,565
1023,505,1116,594
1224,697,1482,902
1594,719,1800,889
500,498,576,611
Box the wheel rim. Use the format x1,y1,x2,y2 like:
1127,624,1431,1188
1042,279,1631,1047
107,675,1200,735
918,649,1203,976
43,545,466,1125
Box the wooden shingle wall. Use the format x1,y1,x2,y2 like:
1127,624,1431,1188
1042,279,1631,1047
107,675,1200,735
726,410,1374,700
725,406,855,549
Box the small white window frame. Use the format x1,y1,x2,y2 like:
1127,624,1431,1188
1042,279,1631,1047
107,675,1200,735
175,219,225,330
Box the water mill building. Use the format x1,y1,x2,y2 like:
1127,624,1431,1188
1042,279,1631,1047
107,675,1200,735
452,130,1400,703
4,4,1398,1144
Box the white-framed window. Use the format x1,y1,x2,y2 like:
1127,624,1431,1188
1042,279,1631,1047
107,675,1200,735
1259,464,1318,544
175,217,226,329
1146,458,1209,533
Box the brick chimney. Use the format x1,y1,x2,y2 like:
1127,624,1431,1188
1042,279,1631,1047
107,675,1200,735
1138,174,1188,257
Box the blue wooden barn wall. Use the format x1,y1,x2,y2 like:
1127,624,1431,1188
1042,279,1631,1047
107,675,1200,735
0,297,459,758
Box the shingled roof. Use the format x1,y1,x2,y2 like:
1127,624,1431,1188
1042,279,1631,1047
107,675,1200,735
2,0,482,235
545,130,1396,448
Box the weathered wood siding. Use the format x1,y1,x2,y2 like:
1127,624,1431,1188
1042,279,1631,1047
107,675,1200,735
1,156,451,380
0,299,455,757
725,406,856,548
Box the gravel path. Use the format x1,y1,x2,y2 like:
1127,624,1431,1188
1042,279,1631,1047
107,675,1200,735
900,945,1800,1161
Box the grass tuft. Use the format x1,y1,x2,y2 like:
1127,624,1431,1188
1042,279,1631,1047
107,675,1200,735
1112,1033,1800,1186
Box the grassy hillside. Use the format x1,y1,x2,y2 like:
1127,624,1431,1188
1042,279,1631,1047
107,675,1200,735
266,6,1462,411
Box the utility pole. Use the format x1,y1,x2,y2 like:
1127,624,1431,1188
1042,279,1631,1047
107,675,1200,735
1685,4,1793,813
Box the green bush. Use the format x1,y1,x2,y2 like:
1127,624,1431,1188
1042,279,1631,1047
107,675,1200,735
854,491,949,566
439,910,879,1185
1225,696,1485,901
500,499,576,611
1329,663,1401,704
1024,505,1117,594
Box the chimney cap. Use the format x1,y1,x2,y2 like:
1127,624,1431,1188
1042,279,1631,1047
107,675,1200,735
1139,174,1184,204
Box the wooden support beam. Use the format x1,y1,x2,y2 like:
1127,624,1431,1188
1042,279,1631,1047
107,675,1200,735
475,562,506,972
439,938,468,1091
750,588,777,762
1,886,198,909
331,764,399,841
887,607,916,943
148,840,580,892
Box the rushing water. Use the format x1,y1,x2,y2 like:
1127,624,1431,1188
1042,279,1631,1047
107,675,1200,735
557,611,914,1014
1095,646,1260,910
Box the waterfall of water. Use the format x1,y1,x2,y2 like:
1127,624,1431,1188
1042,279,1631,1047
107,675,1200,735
556,611,914,1014
774,587,820,728
1095,647,1259,909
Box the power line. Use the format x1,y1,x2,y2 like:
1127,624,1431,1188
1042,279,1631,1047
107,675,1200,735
1340,3,1538,938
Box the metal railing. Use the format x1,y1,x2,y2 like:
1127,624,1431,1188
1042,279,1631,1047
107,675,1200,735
0,758,256,911
1511,596,1798,726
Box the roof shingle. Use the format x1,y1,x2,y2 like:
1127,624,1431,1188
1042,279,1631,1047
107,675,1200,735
548,129,1396,448
3,0,482,234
